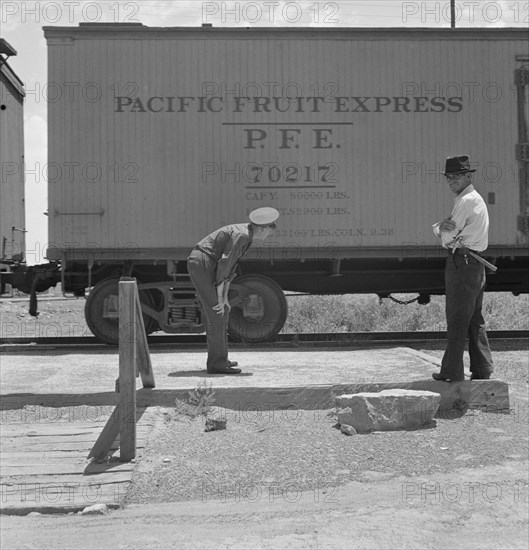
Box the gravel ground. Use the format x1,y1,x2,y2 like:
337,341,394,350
125,343,529,505
0,298,89,338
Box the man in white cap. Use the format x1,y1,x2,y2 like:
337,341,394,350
431,155,494,382
187,207,280,374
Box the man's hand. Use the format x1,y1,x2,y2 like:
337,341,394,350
439,218,456,232
213,282,225,315
212,302,225,315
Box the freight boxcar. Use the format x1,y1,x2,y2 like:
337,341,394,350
0,39,25,291
9,24,529,344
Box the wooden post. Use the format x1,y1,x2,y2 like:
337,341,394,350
118,278,137,461
88,277,154,462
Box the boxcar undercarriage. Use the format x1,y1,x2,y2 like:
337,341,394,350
3,250,527,345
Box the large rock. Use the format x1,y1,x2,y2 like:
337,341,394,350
81,503,108,515
335,389,441,433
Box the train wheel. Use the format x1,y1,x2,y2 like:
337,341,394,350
85,278,157,345
228,275,288,343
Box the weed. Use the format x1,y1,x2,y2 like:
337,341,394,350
173,381,216,420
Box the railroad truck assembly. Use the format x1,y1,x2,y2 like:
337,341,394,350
4,24,529,344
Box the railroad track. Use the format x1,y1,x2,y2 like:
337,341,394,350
0,330,527,350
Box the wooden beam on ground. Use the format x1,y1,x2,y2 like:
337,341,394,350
137,380,507,414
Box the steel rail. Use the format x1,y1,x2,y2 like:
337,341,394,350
0,330,527,351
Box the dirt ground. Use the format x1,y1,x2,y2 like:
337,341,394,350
1,458,528,550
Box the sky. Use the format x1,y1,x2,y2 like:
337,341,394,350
0,0,526,265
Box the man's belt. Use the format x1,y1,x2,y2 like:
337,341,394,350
453,247,498,272
194,246,219,262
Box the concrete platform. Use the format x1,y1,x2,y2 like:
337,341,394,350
0,346,509,413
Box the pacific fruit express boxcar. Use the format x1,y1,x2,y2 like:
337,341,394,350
12,24,529,344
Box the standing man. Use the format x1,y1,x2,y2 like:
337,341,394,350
187,207,279,374
432,155,494,382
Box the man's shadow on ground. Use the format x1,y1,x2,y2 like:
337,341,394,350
168,370,254,378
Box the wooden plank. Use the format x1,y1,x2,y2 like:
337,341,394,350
1,419,155,429
0,422,154,435
1,472,133,485
0,483,129,511
1,449,151,461
0,424,108,436
1,453,93,461
0,488,130,507
3,437,149,451
135,303,155,388
0,429,154,439
0,462,136,476
2,442,156,458
3,431,152,445
2,447,105,455
119,279,137,461
3,427,153,441
0,503,122,515
0,393,118,408
3,441,147,452
1,457,92,467
1,479,131,491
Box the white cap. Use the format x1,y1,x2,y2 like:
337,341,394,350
249,207,280,227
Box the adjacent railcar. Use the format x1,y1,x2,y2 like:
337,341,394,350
0,39,25,291
11,25,529,343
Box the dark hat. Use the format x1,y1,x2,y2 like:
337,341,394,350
249,207,279,228
442,155,476,175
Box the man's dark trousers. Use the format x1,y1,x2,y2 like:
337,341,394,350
187,250,229,372
440,251,493,381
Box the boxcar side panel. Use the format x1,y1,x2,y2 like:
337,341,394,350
0,65,25,262
44,27,528,258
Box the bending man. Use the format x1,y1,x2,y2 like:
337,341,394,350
187,207,279,374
